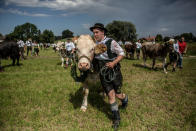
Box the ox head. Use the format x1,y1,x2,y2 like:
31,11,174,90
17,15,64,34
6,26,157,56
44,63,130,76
165,38,174,52
75,35,96,71
56,41,65,51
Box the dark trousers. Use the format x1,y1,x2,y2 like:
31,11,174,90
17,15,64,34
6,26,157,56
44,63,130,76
93,58,123,95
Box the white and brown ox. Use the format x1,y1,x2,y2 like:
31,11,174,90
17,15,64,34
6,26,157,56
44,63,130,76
142,40,174,74
75,34,103,112
56,41,67,67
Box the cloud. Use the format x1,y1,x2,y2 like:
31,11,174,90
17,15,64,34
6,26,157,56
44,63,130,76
82,23,90,29
1,0,196,37
0,8,50,17
160,28,169,32
4,0,98,10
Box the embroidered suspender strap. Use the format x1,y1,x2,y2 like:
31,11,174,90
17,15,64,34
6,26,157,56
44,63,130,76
105,39,117,59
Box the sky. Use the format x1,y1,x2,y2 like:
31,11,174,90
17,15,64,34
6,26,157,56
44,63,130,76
0,0,196,38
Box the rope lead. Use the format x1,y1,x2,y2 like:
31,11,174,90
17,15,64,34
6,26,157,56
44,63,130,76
100,66,116,83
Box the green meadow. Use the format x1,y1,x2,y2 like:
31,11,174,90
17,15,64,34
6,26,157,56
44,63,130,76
0,43,196,131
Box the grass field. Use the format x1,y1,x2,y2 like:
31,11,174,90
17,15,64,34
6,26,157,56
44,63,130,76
0,43,196,131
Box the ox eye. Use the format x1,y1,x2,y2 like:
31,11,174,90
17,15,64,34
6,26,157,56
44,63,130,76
90,48,94,52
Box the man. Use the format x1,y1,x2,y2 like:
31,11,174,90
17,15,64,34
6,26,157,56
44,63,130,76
165,39,179,72
136,39,142,59
178,37,187,68
33,41,40,56
65,39,75,67
26,39,32,56
17,40,25,59
90,23,128,129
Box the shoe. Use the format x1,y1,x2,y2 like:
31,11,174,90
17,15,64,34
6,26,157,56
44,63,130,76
112,110,120,129
121,95,128,109
172,68,176,72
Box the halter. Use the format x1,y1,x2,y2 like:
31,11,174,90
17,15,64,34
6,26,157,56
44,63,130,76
71,54,93,82
78,55,92,63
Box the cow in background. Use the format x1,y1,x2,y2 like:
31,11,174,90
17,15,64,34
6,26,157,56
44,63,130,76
141,39,174,74
124,41,136,59
56,41,66,67
0,40,20,70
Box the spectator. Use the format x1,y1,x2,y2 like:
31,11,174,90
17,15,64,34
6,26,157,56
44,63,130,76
135,39,142,59
65,39,75,67
177,37,187,69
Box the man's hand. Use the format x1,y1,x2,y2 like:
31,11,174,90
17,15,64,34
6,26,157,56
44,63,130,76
106,62,115,68
105,55,124,68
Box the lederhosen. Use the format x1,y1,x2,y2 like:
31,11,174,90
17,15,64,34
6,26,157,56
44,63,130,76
169,51,179,63
34,45,39,54
66,50,72,58
93,39,123,95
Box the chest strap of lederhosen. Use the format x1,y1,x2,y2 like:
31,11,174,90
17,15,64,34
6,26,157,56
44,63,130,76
105,38,117,59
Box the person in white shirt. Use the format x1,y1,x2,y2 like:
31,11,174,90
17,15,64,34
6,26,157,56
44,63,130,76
65,39,75,67
26,40,32,56
165,39,179,72
90,23,128,129
17,40,25,59
135,39,142,59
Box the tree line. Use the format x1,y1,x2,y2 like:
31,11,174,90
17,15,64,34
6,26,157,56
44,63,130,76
1,21,196,43
2,22,74,43
155,33,196,43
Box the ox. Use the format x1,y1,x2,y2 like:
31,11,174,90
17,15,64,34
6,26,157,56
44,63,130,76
124,42,136,59
56,41,67,67
74,34,101,112
0,41,20,70
142,41,174,74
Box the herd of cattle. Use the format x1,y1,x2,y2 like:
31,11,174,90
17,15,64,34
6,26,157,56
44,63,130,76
0,35,177,74
0,35,178,112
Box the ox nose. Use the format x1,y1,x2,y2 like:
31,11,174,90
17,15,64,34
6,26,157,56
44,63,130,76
78,63,90,71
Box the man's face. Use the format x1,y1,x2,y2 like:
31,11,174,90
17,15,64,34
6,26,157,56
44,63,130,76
181,37,185,42
92,28,105,42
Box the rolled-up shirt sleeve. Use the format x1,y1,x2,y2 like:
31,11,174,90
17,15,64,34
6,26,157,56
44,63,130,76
111,40,125,56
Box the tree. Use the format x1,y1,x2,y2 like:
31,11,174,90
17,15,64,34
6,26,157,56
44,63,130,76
106,20,137,43
22,23,39,41
174,35,180,41
155,34,163,42
181,32,194,42
62,29,73,39
163,36,170,42
5,22,39,41
41,29,55,43
55,36,62,41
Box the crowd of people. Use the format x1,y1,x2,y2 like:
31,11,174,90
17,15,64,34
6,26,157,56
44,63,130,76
17,39,42,59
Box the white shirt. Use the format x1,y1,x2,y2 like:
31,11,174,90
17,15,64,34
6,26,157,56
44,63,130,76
17,40,25,47
65,42,75,51
173,42,179,53
95,36,125,60
26,41,32,47
136,42,142,49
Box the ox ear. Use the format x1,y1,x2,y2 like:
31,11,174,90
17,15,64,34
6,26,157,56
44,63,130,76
94,44,107,55
74,39,78,45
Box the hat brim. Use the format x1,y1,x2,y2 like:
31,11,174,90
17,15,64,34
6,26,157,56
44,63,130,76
90,26,107,33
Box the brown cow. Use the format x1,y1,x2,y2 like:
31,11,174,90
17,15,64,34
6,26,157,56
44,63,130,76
124,42,136,59
142,40,174,74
